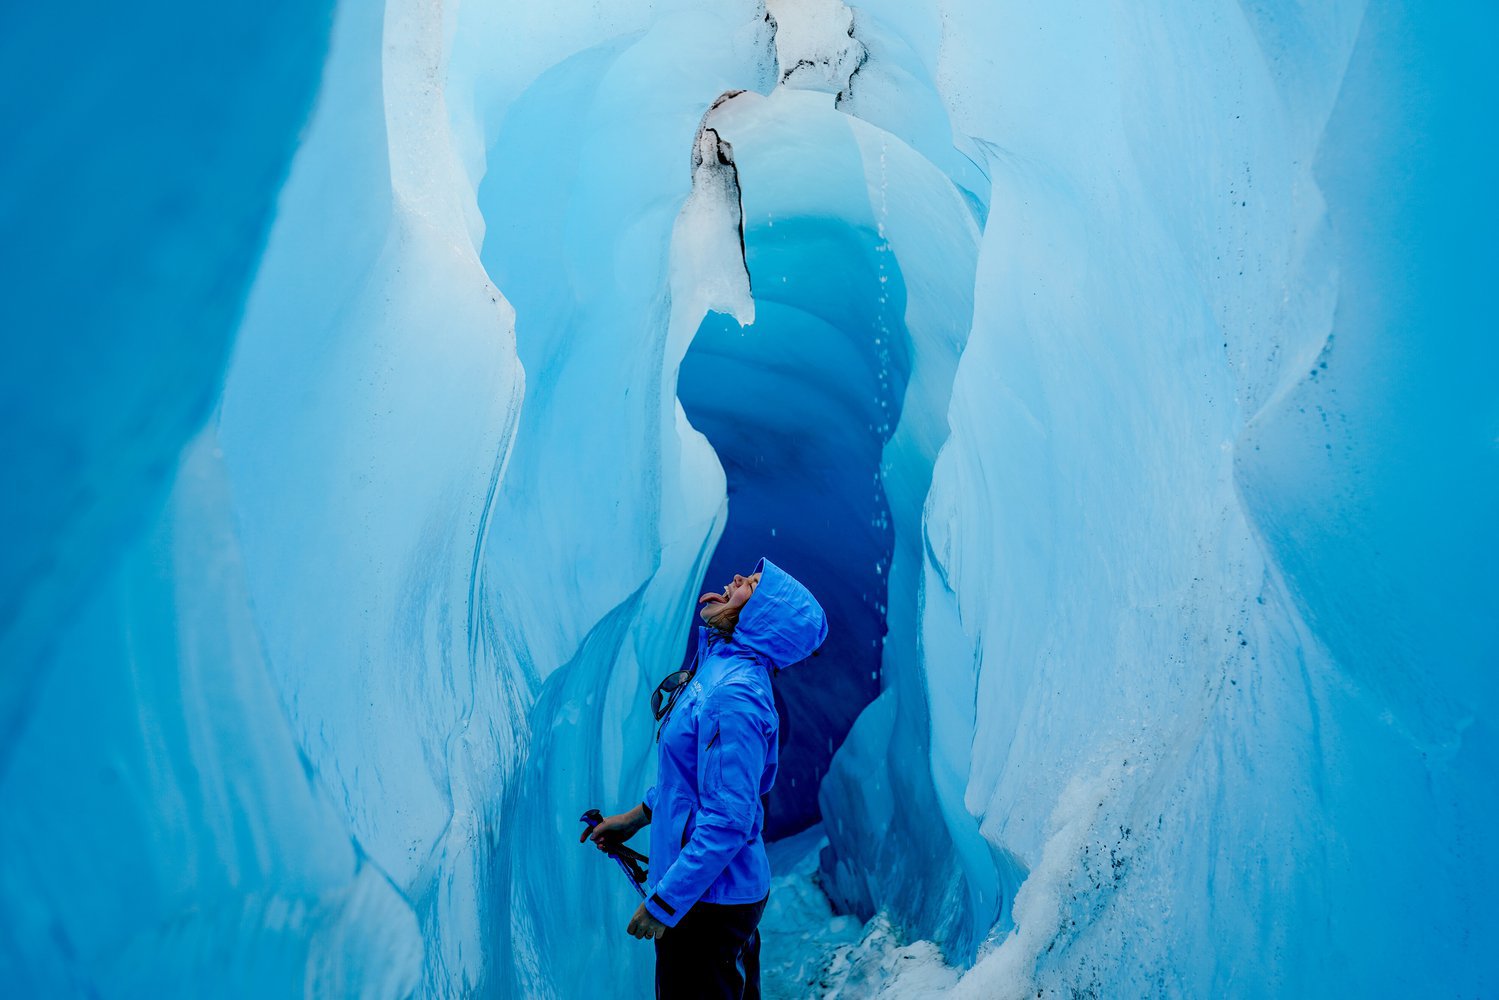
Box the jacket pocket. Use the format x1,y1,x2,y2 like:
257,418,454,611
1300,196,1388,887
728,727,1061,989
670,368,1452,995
680,809,696,849
704,725,724,795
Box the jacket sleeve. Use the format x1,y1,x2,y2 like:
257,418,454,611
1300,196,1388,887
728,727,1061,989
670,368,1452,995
642,785,657,819
643,681,771,926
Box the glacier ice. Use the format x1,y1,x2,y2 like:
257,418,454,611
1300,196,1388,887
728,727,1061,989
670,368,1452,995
1,433,422,996
0,0,335,733
1,0,1494,997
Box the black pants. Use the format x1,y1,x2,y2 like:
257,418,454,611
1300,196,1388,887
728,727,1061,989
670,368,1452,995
655,896,767,1000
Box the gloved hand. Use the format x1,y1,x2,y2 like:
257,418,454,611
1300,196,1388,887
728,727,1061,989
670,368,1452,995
579,803,649,850
627,902,668,940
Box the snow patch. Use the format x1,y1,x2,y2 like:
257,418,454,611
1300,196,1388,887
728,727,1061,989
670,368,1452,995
950,764,1133,999
760,827,868,998
765,0,867,98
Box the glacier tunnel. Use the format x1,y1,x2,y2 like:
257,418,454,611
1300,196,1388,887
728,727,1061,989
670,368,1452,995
2,0,1496,998
678,233,905,840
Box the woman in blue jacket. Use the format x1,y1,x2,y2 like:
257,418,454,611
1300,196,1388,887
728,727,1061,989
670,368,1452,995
583,556,827,999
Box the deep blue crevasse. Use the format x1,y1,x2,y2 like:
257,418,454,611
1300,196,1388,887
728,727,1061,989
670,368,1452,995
679,217,910,840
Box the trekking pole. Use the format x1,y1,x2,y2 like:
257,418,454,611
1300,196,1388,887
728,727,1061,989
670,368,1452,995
579,808,649,899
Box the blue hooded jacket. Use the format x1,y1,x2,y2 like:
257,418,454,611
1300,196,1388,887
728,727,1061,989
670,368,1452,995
641,557,827,927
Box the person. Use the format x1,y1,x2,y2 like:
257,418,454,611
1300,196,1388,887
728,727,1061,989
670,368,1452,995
581,556,827,1000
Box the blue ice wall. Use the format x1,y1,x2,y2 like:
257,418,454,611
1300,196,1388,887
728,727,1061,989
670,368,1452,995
0,0,333,735
0,3,363,995
821,1,1499,995
1233,0,1499,986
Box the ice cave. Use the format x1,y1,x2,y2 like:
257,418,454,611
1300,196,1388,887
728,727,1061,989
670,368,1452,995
1,0,1494,996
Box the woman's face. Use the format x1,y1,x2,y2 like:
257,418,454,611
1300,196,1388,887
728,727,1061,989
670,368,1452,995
698,570,761,626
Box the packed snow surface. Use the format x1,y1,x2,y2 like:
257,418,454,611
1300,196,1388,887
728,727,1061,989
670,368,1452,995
1,0,1493,998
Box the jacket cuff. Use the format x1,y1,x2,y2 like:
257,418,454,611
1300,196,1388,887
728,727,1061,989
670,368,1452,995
644,891,682,928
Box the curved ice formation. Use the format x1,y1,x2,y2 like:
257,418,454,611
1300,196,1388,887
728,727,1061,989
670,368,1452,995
2,0,1494,998
0,1,335,736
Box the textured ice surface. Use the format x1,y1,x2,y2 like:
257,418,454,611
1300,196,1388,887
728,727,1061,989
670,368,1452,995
818,1,1498,996
1,434,422,996
218,0,525,990
2,0,1493,997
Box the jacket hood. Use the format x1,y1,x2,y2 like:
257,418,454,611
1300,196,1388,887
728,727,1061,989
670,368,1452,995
728,557,828,669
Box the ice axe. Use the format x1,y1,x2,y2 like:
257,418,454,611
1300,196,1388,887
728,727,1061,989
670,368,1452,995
579,808,649,898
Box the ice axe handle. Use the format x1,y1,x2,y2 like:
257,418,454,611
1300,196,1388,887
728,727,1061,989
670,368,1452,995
579,808,648,899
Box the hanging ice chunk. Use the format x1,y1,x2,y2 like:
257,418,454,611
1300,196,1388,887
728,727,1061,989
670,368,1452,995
671,91,757,329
